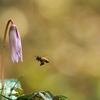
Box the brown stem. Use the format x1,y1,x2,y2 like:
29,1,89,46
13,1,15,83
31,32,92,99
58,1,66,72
1,19,14,100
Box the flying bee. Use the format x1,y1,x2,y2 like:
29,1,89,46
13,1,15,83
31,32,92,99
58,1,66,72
35,56,49,66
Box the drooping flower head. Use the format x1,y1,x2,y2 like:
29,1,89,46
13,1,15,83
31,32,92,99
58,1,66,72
9,23,23,62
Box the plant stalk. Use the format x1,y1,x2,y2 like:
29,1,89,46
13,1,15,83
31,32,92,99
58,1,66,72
1,19,14,100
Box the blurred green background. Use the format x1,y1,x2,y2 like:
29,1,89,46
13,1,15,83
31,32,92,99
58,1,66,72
0,0,100,100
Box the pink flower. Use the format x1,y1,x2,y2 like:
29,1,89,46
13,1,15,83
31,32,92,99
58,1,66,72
9,24,23,62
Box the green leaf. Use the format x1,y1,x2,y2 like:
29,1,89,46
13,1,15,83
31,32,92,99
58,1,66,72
45,91,54,98
39,91,53,100
11,87,24,96
17,93,34,100
0,79,21,100
54,95,68,100
17,91,68,100
58,95,68,99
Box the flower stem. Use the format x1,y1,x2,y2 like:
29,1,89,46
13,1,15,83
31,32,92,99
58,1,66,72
1,19,14,100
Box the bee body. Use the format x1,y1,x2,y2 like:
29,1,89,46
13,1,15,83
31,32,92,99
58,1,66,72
35,56,49,66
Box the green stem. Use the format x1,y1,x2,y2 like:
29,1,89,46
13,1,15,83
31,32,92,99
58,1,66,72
1,19,14,100
9,72,28,98
0,94,12,100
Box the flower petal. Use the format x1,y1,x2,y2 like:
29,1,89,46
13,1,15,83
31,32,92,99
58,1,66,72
9,24,23,62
